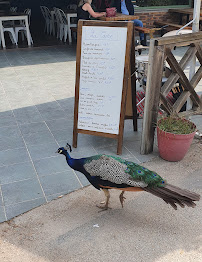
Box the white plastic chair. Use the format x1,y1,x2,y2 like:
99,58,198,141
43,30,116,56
14,9,33,44
53,7,60,39
10,6,18,12
55,8,75,43
40,6,54,35
54,8,69,42
0,25,18,47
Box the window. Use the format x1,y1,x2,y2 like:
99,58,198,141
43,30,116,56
134,0,190,7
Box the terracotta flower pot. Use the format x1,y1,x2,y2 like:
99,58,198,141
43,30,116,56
157,118,196,162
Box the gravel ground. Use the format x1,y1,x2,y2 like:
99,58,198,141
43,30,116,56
0,140,201,262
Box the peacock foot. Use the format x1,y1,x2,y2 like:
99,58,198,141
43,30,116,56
119,191,126,208
97,188,111,211
96,203,111,212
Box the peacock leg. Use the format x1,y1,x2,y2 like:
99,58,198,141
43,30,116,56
96,189,111,211
119,191,126,208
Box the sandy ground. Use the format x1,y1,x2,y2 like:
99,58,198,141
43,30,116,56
0,140,202,262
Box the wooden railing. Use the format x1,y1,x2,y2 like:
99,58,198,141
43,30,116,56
140,31,202,154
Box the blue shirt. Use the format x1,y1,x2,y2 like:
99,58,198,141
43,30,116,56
121,0,129,15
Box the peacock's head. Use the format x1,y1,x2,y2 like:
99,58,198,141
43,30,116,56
56,143,72,155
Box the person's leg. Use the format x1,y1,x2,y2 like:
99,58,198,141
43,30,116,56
133,19,145,45
133,19,143,28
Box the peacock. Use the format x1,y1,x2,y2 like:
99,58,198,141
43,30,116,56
57,143,200,210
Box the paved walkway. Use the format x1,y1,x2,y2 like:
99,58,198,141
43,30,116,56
0,45,201,222
0,46,156,222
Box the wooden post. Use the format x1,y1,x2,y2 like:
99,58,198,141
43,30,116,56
125,27,137,131
131,28,138,131
140,39,165,154
73,20,83,149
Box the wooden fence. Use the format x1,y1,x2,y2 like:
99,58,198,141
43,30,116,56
140,31,202,154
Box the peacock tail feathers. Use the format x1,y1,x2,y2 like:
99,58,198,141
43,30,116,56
125,165,166,188
144,183,200,210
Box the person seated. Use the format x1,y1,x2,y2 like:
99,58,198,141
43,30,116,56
114,0,146,46
77,0,106,20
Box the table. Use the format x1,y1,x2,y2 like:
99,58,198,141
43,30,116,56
169,8,202,24
0,14,31,48
98,13,138,21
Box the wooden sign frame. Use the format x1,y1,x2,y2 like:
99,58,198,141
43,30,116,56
73,20,134,155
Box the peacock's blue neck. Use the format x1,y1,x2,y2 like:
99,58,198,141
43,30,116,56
65,151,73,167
65,151,71,160
65,151,82,171
64,152,101,190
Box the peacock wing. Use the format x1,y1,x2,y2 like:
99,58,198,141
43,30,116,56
83,155,148,188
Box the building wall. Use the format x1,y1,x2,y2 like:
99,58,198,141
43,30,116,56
134,10,179,28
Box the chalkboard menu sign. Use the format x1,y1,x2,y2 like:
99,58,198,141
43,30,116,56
73,20,133,154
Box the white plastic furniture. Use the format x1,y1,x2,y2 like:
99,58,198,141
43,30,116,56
40,6,54,35
0,24,17,46
54,8,69,42
52,8,77,44
0,14,31,48
14,9,33,44
10,7,17,12
66,13,77,44
3,6,17,27
53,7,60,39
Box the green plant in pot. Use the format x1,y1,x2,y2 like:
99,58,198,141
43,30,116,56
157,116,196,162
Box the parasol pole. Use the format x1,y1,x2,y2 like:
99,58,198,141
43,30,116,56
192,0,201,33
187,0,201,110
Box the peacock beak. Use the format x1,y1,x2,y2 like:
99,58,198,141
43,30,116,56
56,149,62,154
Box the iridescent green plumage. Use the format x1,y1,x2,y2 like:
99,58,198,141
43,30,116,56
84,154,103,163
